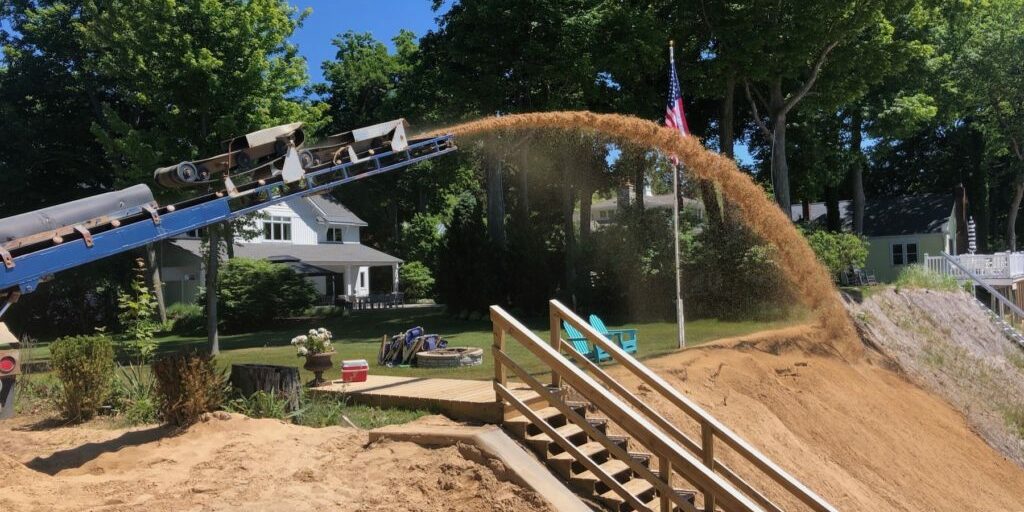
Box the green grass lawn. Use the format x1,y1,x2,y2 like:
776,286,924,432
25,306,802,382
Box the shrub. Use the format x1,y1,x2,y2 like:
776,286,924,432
152,351,227,427
167,302,205,335
109,364,159,426
50,334,116,421
202,258,317,331
803,228,869,280
117,258,159,362
225,390,291,420
894,264,959,292
399,261,435,300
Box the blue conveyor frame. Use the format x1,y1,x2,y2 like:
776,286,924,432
0,135,456,299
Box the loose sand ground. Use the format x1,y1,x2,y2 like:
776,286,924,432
0,412,549,512
607,324,1024,511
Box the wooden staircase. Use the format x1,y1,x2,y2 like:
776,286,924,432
505,401,697,511
490,300,838,512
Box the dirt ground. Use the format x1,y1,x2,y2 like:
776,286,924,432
607,323,1024,512
0,412,550,512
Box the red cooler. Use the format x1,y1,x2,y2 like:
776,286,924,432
341,359,368,383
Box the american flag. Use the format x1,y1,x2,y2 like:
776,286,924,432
665,42,689,136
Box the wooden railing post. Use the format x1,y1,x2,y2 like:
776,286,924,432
659,455,672,512
549,303,562,388
492,313,507,399
702,421,716,512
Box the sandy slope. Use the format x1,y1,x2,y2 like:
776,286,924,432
0,413,549,512
606,325,1024,511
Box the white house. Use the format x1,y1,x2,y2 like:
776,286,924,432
157,194,402,306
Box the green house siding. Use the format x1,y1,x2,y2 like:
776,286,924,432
865,233,948,282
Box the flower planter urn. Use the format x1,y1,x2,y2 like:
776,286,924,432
303,351,335,387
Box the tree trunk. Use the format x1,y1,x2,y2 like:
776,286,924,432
579,182,592,243
634,159,645,210
824,184,841,232
850,110,866,235
206,223,221,355
230,364,300,412
699,182,721,229
146,244,167,324
1008,173,1024,252
486,155,506,247
770,113,790,212
721,75,736,158
223,223,235,259
562,180,576,302
518,147,530,223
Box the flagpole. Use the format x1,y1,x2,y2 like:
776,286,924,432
670,40,686,349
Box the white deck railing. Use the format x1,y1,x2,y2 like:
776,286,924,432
925,252,1024,281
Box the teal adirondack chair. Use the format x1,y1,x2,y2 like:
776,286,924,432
588,314,638,355
562,320,611,363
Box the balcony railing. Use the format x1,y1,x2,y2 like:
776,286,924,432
925,252,1024,280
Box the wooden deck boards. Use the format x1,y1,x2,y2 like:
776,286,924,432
313,375,542,424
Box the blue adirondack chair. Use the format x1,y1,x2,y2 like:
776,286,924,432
588,314,639,355
562,320,611,363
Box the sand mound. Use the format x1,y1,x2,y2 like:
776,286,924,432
0,412,549,512
605,326,1024,511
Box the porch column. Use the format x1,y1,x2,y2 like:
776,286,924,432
344,265,356,296
392,263,400,293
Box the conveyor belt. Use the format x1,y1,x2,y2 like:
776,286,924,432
0,135,456,301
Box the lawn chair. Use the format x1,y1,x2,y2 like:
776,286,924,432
562,320,611,363
587,314,638,355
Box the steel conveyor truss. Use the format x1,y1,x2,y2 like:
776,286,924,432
0,134,456,301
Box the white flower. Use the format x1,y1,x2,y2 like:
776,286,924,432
297,346,308,356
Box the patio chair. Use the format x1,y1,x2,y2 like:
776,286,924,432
562,320,611,363
588,314,639,355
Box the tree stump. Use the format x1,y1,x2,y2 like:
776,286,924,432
230,364,301,411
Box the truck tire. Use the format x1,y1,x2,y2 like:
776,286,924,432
0,377,16,420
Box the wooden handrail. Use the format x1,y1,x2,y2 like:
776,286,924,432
549,300,837,512
491,305,765,512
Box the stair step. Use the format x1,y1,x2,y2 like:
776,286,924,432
549,441,609,477
504,406,566,438
598,477,656,510
569,458,632,494
629,452,651,468
644,489,697,512
525,423,587,455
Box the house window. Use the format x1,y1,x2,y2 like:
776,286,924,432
891,242,919,266
184,227,207,238
263,216,292,241
326,227,344,242
359,272,365,288
598,210,611,220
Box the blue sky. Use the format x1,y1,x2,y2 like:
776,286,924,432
291,0,449,84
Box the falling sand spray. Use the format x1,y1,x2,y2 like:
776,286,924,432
426,111,859,357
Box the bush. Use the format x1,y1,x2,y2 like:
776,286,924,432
225,390,291,420
50,334,116,421
109,364,159,426
803,228,869,280
152,351,227,427
400,261,435,300
117,258,159,362
894,265,959,292
203,258,317,331
167,302,205,335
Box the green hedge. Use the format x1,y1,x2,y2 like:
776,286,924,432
202,258,317,331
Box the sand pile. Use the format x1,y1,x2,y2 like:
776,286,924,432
0,413,549,512
605,325,1024,511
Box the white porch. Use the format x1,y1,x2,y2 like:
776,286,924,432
925,252,1024,286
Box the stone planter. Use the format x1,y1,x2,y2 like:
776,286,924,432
303,351,335,387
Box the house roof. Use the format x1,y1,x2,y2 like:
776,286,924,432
304,194,367,226
169,239,402,267
791,194,953,237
